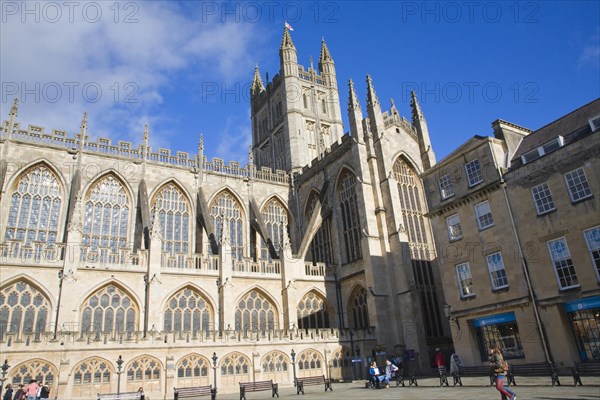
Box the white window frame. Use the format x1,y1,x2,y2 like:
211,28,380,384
583,226,600,282
520,136,564,165
589,114,600,132
564,168,593,203
474,201,494,230
465,159,483,187
446,214,463,241
438,174,454,200
486,252,509,290
456,262,475,298
547,237,579,290
531,183,556,215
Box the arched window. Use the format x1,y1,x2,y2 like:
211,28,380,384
10,359,57,388
297,291,330,329
260,198,288,260
176,354,210,387
393,158,431,260
350,287,369,329
220,352,250,376
163,287,212,333
0,281,50,340
82,174,130,262
125,356,161,393
338,171,361,263
305,192,333,265
151,183,190,257
261,351,288,372
297,349,323,378
209,191,243,265
80,285,137,336
72,357,112,385
330,347,352,381
5,164,62,245
234,290,276,331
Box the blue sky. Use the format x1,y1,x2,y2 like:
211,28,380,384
1,1,599,163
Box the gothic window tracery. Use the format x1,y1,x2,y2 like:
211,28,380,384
305,192,333,265
5,164,62,245
150,183,190,256
73,358,112,385
260,198,289,260
220,353,250,376
234,290,276,331
82,174,130,261
176,354,210,385
126,356,161,386
338,171,362,263
297,291,330,329
209,191,244,264
10,359,57,387
350,287,369,329
0,281,49,340
163,287,212,333
80,285,137,336
297,350,323,375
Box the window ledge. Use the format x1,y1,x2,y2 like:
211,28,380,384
460,294,476,300
492,285,510,293
571,195,594,205
478,224,495,232
559,284,581,292
536,208,557,217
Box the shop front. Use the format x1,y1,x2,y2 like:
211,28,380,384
472,312,525,362
565,296,600,361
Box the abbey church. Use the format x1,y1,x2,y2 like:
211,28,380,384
0,27,448,397
4,25,598,399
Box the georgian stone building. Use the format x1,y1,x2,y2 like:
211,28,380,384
422,99,600,367
0,28,450,398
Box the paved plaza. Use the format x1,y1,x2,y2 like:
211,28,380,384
213,377,600,400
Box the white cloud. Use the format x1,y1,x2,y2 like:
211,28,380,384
578,27,600,69
0,1,265,146
212,112,253,164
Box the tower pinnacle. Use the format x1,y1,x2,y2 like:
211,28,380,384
251,65,265,95
366,75,380,110
280,26,295,50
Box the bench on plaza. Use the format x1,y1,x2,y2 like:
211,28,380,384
395,368,417,387
294,375,332,395
239,380,278,399
452,365,494,387
174,385,216,400
98,392,143,400
507,362,560,386
437,366,449,387
571,360,600,386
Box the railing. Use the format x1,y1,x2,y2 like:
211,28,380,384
234,259,281,275
1,122,291,185
304,262,333,277
161,253,219,272
79,246,145,269
0,241,65,265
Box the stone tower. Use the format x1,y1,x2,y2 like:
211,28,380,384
250,27,344,174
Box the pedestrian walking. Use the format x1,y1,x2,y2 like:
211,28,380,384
489,344,517,400
3,384,13,400
12,384,25,400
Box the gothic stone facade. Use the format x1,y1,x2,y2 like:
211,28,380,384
0,28,449,399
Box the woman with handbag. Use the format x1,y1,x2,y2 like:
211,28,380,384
489,344,517,400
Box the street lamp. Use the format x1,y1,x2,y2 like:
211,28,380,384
211,353,218,391
116,355,123,395
290,349,296,385
0,360,10,400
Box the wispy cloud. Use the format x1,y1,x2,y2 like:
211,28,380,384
211,111,253,164
578,27,600,69
0,2,266,147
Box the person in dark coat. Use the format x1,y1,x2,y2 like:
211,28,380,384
3,384,13,400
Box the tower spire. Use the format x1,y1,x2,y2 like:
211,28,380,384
279,26,297,76
366,75,380,110
319,37,333,66
280,25,295,50
347,79,364,143
410,91,436,169
319,37,336,87
251,65,265,96
348,79,361,111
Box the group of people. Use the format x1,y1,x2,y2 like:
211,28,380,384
368,359,400,388
3,379,49,400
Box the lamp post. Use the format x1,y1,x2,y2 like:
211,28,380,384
116,355,123,395
290,349,296,385
211,353,218,391
0,360,10,400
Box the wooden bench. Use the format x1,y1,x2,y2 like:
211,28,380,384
98,392,142,400
507,362,560,386
174,385,216,400
452,365,494,387
294,375,332,395
395,368,418,387
571,360,600,386
239,380,278,400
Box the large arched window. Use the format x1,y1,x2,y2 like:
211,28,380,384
10,359,57,388
349,287,369,329
80,285,137,336
150,183,190,256
234,290,276,331
297,291,330,329
0,281,50,340
260,198,289,260
209,191,243,265
125,356,161,393
338,171,361,263
305,192,333,265
82,174,130,262
393,158,430,260
163,287,212,333
5,164,62,245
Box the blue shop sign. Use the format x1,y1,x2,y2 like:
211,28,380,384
564,296,600,313
472,312,516,328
